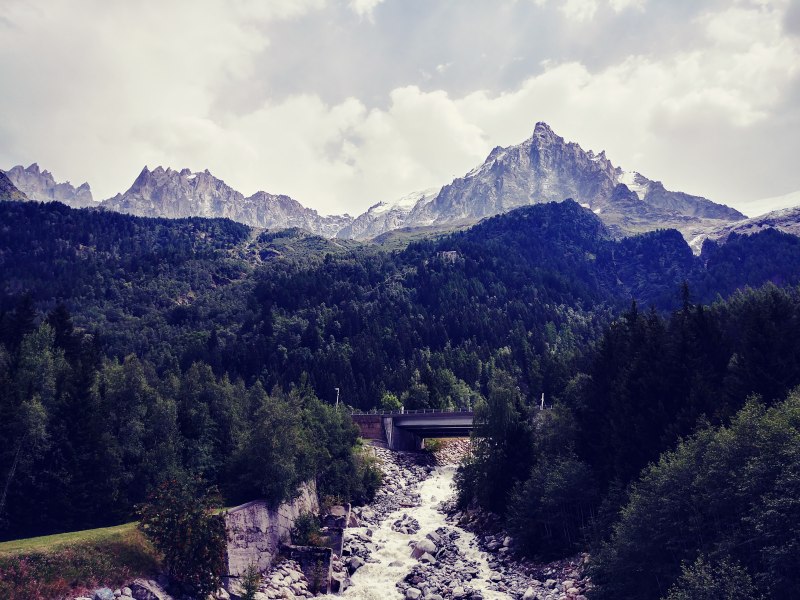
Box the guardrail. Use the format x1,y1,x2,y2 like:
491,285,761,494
349,407,474,416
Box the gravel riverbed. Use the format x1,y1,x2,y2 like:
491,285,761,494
339,441,591,600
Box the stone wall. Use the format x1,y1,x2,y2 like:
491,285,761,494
223,481,319,585
350,414,385,440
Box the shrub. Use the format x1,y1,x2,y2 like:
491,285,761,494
137,478,226,598
290,513,323,547
240,563,262,600
663,555,763,600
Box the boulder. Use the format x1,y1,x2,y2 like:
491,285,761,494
426,531,442,545
93,589,115,600
418,552,436,564
128,579,173,600
410,538,437,559
406,587,422,600
329,572,348,593
347,556,365,574
522,587,537,600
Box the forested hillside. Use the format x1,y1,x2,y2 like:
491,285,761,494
2,199,800,546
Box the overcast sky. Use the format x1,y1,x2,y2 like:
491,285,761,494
1,0,799,216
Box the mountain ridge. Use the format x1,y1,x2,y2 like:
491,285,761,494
4,163,94,208
3,122,772,244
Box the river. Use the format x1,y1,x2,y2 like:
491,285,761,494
339,464,511,600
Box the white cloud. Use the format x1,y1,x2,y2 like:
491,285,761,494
1,0,799,214
608,0,645,12
562,0,599,21
348,0,386,19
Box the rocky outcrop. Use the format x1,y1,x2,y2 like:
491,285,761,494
4,163,94,207
103,166,353,237
0,171,27,201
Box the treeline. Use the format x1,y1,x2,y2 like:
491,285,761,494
2,199,800,546
0,301,379,541
456,284,800,599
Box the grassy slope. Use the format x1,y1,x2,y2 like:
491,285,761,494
0,523,159,600
0,522,139,555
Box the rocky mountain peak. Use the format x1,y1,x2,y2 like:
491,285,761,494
400,121,746,243
532,121,557,140
103,165,353,237
3,163,94,208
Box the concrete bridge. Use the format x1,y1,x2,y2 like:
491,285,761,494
350,409,474,451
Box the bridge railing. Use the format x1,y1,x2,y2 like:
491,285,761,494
349,407,473,416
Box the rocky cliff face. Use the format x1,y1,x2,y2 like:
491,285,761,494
4,163,94,208
694,205,800,252
8,122,750,242
402,122,745,241
0,172,28,201
103,166,353,236
337,188,439,240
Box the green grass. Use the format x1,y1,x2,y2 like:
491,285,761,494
0,521,139,555
0,523,160,600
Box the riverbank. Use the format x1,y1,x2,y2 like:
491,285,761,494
340,440,591,600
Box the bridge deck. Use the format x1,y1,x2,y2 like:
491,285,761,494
350,409,475,449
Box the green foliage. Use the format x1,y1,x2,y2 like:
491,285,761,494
137,478,226,598
240,563,262,600
354,448,383,504
380,391,402,412
662,555,764,600
290,512,323,546
457,369,534,513
2,199,800,548
591,391,800,599
507,405,596,557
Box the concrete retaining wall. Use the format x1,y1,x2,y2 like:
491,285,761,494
283,545,333,594
223,481,319,585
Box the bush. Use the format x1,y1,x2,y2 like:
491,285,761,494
240,563,262,600
137,478,227,598
663,555,763,600
355,450,383,504
290,513,323,547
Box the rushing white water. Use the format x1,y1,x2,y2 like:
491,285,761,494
338,465,511,600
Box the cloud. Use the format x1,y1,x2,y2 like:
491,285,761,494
608,0,645,12
348,0,386,19
562,0,599,21
1,0,799,215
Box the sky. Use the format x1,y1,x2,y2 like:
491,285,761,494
1,0,799,217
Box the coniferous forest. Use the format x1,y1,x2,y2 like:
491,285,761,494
2,199,800,598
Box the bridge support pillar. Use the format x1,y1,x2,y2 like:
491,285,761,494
383,417,424,451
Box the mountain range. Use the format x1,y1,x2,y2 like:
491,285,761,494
3,122,798,247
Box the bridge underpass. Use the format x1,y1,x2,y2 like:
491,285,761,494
351,409,474,451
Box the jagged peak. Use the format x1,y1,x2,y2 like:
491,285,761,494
532,121,555,137
26,162,41,174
